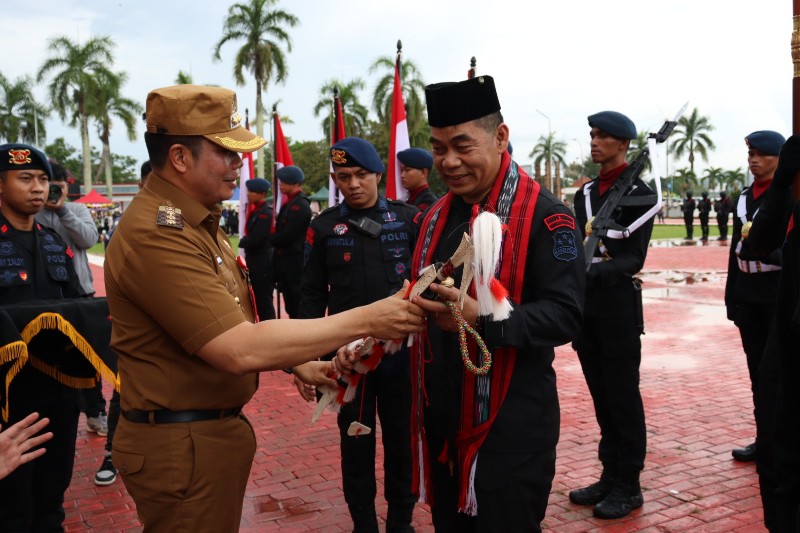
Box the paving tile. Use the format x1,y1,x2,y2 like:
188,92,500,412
58,241,769,531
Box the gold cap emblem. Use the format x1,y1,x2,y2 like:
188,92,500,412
331,149,347,165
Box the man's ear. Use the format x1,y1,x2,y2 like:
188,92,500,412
495,123,510,154
168,144,193,174
376,173,383,185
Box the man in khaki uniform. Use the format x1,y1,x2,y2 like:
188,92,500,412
104,85,425,532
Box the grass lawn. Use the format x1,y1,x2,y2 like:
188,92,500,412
651,224,721,240
89,235,241,256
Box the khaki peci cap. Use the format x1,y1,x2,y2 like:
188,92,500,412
145,85,267,153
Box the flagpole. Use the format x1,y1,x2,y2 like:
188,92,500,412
793,0,800,199
272,104,283,318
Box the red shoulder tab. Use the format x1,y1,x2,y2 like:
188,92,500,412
305,227,315,246
1,224,7,234
65,246,74,258
544,213,575,231
413,212,422,225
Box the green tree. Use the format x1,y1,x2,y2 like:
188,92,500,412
313,79,369,139
37,35,116,192
288,139,331,196
368,50,428,148
175,70,193,85
89,71,142,197
723,167,746,193
43,137,138,185
0,73,48,144
628,130,652,175
213,0,298,183
43,137,82,176
673,167,698,193
670,107,715,174
702,166,726,192
529,132,568,194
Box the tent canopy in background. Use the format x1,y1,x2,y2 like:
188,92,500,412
74,189,114,206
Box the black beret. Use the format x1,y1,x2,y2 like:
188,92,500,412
276,165,304,184
397,148,433,170
587,111,637,140
425,75,501,128
245,178,271,193
745,130,785,156
0,143,53,179
330,137,384,173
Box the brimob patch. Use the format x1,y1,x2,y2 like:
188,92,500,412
544,213,576,231
552,230,578,262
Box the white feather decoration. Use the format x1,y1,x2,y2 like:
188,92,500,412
471,211,512,321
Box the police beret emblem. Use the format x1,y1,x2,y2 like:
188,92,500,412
331,149,347,165
8,149,31,165
334,223,348,235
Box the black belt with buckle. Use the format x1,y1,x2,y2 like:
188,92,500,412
121,408,242,424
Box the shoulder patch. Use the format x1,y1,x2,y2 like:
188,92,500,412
305,227,315,246
552,230,578,262
544,213,575,231
156,203,184,229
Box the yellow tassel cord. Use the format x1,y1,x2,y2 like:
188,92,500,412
0,341,28,423
20,312,120,392
28,356,98,389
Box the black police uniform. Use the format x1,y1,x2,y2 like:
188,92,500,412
238,200,275,321
300,196,418,533
682,195,696,239
698,195,712,240
573,174,656,489
715,195,732,240
406,185,438,214
0,213,82,531
270,192,311,318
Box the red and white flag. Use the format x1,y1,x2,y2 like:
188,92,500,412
329,88,346,206
386,53,410,201
238,117,257,256
272,110,293,221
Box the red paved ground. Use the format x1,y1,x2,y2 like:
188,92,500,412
66,238,765,532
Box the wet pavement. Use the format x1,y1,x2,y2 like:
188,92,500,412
64,239,767,532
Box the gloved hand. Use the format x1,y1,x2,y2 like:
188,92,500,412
772,135,800,190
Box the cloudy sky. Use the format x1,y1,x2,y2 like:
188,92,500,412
2,0,792,184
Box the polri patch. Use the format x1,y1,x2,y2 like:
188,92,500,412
553,230,578,262
334,223,349,235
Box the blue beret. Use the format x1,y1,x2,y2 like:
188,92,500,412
245,178,271,193
745,130,785,156
0,143,53,179
331,137,384,173
276,165,304,184
587,111,637,140
397,148,433,170
508,142,513,156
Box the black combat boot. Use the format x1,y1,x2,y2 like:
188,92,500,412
593,479,644,519
568,470,615,505
349,504,379,533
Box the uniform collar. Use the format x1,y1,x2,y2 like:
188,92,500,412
338,195,388,217
146,172,221,227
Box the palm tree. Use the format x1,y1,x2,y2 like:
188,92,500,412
673,167,698,193
313,79,369,139
37,35,116,191
368,51,428,148
175,70,194,85
213,0,298,182
89,71,142,196
628,130,652,174
723,167,747,193
529,132,568,194
0,73,48,144
670,107,715,174
702,166,726,192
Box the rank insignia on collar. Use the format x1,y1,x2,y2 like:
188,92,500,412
156,203,184,229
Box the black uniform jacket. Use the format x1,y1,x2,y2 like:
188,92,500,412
238,201,273,272
270,192,311,273
574,176,656,326
300,195,419,318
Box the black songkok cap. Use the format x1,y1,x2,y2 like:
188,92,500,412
425,75,501,128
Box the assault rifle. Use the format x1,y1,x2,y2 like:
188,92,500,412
584,111,683,271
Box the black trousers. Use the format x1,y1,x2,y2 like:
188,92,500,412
337,367,415,532
574,321,647,477
276,267,303,318
774,322,800,532
105,389,121,453
755,321,781,532
718,217,729,239
0,400,80,532
735,304,775,399
684,216,694,238
699,214,710,239
428,443,555,533
78,379,105,418
250,268,275,321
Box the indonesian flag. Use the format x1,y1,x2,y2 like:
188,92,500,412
238,116,256,256
386,54,410,201
272,111,293,222
328,89,346,206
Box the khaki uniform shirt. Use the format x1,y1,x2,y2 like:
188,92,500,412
105,173,257,411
